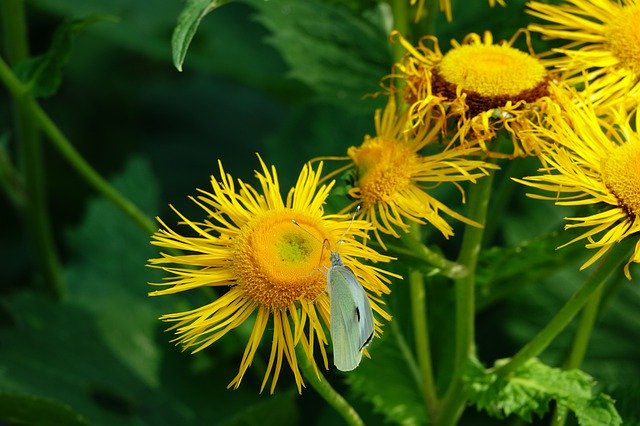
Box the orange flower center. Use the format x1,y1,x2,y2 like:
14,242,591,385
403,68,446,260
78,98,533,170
232,210,330,308
348,136,417,206
604,4,640,75
602,141,640,216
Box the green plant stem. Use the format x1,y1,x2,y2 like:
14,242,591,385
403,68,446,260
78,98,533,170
482,157,526,245
550,277,606,426
564,281,604,370
1,0,64,298
397,233,468,279
0,54,157,236
409,266,439,421
390,0,410,46
390,317,422,390
494,237,636,378
295,345,364,426
439,171,495,425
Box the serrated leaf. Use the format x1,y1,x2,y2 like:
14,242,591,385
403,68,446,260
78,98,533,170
0,393,89,426
345,327,426,426
464,358,621,425
247,0,391,111
15,16,116,98
172,0,231,71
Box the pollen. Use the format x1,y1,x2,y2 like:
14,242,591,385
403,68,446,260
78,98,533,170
602,141,640,216
348,136,418,207
232,211,329,309
438,44,547,97
604,4,640,75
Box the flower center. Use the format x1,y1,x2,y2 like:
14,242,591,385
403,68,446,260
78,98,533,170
348,136,417,206
602,141,640,216
604,4,640,75
232,210,330,309
438,44,547,97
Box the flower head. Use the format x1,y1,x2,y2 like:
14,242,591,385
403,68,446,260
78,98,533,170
392,30,553,158
148,157,394,393
527,0,640,110
326,99,498,246
517,84,640,279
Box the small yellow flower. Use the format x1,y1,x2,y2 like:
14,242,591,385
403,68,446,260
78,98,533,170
527,0,640,110
392,31,553,158
148,157,394,393
517,84,640,279
323,99,498,246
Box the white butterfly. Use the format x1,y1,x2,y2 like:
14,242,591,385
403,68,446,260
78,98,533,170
326,247,374,371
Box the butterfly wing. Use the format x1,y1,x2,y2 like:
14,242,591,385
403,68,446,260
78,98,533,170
327,265,375,371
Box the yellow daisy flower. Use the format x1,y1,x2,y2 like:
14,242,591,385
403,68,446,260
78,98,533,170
517,84,640,279
391,30,553,158
323,99,498,246
527,0,640,110
147,157,394,393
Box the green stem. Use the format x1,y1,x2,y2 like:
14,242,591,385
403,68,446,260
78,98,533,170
409,266,439,421
0,55,157,236
482,157,525,246
396,232,468,279
494,237,636,378
439,171,495,425
549,282,605,426
295,345,364,426
390,317,422,390
390,0,411,45
1,0,64,298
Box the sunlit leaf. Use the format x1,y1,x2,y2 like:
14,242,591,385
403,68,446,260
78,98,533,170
172,0,231,71
464,358,621,425
247,0,391,111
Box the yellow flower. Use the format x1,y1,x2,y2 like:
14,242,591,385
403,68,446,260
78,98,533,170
517,84,640,279
147,157,394,393
527,0,640,110
392,31,553,158
323,99,498,246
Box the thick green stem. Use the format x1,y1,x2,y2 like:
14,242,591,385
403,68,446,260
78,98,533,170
295,345,364,426
0,55,157,236
550,282,605,426
494,237,636,378
439,171,495,425
409,266,439,421
1,0,64,298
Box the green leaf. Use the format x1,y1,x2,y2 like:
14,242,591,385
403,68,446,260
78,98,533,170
345,326,426,426
172,0,231,71
464,358,621,425
0,393,89,426
16,16,116,98
219,390,299,426
476,230,587,310
247,0,392,111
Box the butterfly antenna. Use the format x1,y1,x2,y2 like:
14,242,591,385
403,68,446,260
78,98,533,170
291,219,330,263
339,205,361,243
